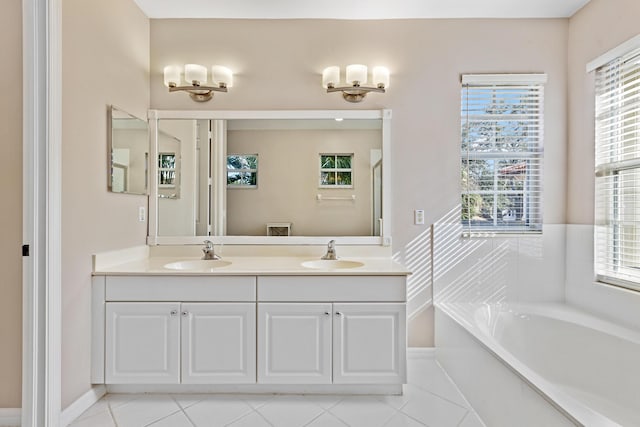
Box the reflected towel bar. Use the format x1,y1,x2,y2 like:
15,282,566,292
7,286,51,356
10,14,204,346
316,194,356,201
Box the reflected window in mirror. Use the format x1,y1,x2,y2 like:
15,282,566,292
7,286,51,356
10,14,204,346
108,106,148,195
320,154,353,188
227,154,258,188
159,153,177,187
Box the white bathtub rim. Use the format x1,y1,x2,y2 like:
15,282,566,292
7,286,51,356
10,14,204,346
476,302,640,346
436,302,623,427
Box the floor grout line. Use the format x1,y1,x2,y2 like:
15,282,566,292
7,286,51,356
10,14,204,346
143,407,184,427
106,399,119,427
171,395,197,427
75,360,479,427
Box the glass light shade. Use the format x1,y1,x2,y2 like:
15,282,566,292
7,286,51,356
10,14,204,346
373,66,390,88
212,65,233,88
322,66,340,88
163,65,181,87
184,64,207,85
346,64,367,85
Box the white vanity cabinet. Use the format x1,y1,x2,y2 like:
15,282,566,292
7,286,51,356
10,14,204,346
258,303,333,384
257,276,407,385
181,303,256,384
105,302,181,384
93,272,407,391
332,303,406,384
97,276,257,385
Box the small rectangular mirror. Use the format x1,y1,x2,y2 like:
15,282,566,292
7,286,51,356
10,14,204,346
108,106,148,195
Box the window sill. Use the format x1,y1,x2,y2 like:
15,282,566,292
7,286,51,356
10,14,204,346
461,231,543,239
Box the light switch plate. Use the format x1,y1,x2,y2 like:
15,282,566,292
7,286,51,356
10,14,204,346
414,209,425,225
138,206,146,222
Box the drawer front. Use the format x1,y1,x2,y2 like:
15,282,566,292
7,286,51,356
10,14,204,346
257,276,406,302
106,276,256,301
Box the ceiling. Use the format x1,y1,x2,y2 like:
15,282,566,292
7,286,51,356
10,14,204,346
134,0,592,20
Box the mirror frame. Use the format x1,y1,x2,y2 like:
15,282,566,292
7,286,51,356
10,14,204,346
147,109,392,246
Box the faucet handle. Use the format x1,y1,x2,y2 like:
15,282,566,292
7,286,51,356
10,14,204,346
203,240,214,250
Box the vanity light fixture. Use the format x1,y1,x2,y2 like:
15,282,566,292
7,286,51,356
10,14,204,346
163,64,233,102
322,65,390,103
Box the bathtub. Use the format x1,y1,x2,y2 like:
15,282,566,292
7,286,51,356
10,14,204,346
435,303,640,427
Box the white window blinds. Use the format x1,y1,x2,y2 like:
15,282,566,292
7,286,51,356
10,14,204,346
594,46,640,291
461,74,546,234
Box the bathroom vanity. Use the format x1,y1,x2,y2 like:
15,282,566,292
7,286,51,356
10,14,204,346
95,108,407,393
91,250,409,394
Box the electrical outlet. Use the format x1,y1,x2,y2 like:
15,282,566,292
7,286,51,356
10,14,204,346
138,206,146,222
414,209,425,225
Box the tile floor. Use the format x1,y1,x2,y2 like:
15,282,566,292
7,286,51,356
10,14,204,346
69,358,485,427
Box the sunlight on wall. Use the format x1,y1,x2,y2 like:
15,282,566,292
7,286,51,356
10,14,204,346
393,227,432,320
433,205,509,304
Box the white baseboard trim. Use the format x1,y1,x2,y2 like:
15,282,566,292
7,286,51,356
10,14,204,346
107,384,402,395
407,347,436,359
60,385,106,427
0,408,21,427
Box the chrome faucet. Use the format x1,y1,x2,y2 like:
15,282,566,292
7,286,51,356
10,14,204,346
321,240,338,260
202,240,221,260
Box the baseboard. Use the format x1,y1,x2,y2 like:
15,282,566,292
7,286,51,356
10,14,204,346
407,347,436,359
0,408,21,427
60,385,106,427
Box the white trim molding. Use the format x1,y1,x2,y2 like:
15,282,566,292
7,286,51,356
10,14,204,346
407,347,436,360
0,409,21,427
22,0,62,425
461,73,548,85
587,33,640,72
60,386,106,427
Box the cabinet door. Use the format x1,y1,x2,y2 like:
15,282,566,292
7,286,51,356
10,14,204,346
333,303,406,384
105,302,180,384
258,303,332,384
181,303,256,384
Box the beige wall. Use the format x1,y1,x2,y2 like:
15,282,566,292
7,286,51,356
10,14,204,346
0,0,22,409
151,18,568,346
227,129,380,236
62,0,149,408
567,0,640,224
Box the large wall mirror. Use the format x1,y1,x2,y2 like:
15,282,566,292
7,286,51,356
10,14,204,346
108,106,149,195
148,110,391,245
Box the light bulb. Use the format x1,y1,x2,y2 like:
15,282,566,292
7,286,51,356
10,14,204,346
322,66,340,88
184,64,207,86
163,65,181,87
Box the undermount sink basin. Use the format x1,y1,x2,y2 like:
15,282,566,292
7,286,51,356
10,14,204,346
164,259,232,271
301,260,365,270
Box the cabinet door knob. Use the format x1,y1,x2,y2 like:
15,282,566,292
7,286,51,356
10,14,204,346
181,311,188,317
335,311,343,316
324,312,330,316
170,310,178,316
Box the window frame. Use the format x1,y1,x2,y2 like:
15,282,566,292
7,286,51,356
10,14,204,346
460,74,546,235
319,153,354,189
226,153,258,189
593,45,640,291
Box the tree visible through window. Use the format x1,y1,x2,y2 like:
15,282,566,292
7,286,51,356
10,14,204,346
227,154,258,187
320,154,353,187
461,74,546,233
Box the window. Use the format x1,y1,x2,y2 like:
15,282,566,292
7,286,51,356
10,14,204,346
320,154,353,187
594,46,640,291
460,74,546,234
158,153,176,187
227,154,258,187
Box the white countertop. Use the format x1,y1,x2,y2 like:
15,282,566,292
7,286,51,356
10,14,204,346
93,255,411,276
